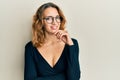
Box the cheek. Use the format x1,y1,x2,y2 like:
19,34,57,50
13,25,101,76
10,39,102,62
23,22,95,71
43,21,48,27
43,23,50,30
58,23,61,28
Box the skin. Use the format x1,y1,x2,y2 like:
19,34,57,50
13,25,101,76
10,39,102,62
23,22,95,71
37,7,74,68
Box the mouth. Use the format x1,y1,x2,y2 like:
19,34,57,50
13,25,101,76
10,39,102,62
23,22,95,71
51,26,58,30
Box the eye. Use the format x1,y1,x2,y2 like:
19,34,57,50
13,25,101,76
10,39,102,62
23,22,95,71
45,17,51,20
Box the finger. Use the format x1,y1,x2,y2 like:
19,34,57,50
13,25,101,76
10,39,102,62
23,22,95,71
55,30,67,40
54,30,59,35
59,32,66,39
56,32,62,39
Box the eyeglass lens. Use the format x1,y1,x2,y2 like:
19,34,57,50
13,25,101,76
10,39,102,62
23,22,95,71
43,16,61,24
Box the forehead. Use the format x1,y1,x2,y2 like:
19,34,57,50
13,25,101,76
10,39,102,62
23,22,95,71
43,7,59,17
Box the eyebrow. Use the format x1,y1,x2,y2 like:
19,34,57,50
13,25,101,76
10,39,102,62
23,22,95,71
44,15,60,18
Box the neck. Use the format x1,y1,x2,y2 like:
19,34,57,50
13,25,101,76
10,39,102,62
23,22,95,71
44,32,59,45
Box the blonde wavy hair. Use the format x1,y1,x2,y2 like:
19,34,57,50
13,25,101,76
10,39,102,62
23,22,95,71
32,2,66,47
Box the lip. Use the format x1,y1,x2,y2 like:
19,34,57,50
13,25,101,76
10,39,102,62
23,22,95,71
51,26,58,30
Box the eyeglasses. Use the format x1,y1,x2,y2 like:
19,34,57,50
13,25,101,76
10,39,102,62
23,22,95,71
43,16,62,24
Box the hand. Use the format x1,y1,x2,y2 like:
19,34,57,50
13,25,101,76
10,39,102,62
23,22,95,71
55,30,74,46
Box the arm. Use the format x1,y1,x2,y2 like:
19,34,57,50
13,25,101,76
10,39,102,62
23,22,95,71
55,30,81,80
24,42,50,80
66,39,81,80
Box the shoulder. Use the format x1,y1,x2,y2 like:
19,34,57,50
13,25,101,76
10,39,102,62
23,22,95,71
25,41,34,49
24,41,35,56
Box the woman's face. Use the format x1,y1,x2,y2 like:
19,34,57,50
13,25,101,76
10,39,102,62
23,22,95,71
42,7,61,34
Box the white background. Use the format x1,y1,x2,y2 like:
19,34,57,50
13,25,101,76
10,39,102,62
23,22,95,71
0,0,120,80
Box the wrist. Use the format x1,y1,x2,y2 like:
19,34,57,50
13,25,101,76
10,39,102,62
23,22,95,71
67,39,74,46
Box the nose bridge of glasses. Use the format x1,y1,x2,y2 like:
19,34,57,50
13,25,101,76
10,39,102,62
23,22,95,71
51,17,57,23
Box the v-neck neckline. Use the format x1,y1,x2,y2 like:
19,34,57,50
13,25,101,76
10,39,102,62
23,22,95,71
35,44,66,69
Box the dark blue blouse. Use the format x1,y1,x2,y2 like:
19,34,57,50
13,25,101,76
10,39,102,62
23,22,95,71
24,38,81,80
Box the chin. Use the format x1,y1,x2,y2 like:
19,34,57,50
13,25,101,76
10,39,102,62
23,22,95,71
51,30,57,34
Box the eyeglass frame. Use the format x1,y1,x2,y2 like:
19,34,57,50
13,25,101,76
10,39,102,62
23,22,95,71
42,16,62,24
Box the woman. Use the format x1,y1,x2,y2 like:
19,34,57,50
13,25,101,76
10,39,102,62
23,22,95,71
24,2,81,80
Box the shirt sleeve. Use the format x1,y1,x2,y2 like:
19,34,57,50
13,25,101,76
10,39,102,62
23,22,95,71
66,39,81,80
24,42,50,80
